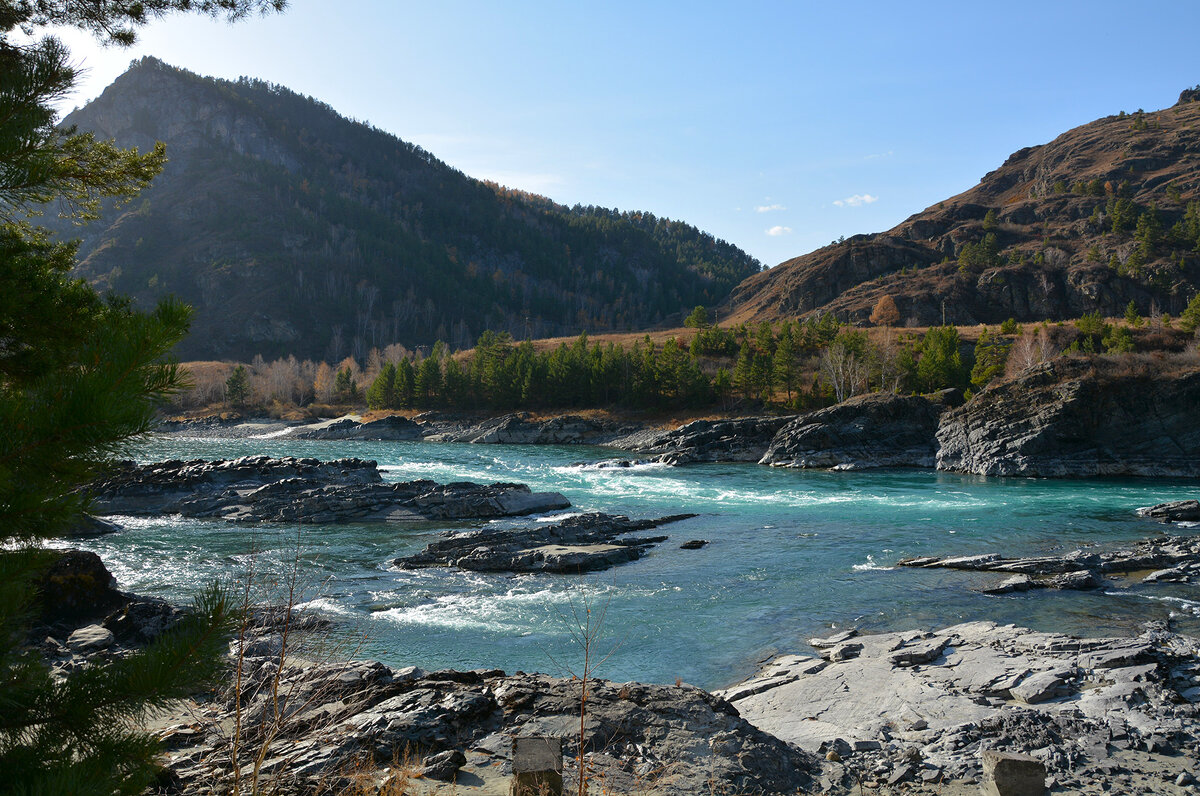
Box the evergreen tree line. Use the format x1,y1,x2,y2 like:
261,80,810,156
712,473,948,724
347,319,987,412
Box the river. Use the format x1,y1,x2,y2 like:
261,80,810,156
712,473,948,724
61,434,1200,690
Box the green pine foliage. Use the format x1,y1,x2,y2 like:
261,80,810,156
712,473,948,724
225,363,251,407
970,329,1009,390
1124,300,1144,327
1,2,281,793
915,326,966,393
1103,325,1136,353
1180,292,1200,333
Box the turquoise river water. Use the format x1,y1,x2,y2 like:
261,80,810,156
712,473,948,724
61,435,1200,691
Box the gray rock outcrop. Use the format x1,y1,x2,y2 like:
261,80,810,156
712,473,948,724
396,513,697,573
622,416,795,465
293,415,424,441
899,531,1200,587
719,621,1199,790
935,358,1200,477
154,657,820,796
760,392,943,469
86,456,570,524
420,412,642,445
1139,499,1200,524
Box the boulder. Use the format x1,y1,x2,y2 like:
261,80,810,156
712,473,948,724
981,750,1045,796
67,624,115,651
419,749,467,781
37,549,125,626
760,392,944,469
422,412,640,445
293,415,423,441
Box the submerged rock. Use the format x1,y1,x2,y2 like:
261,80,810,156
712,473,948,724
86,456,570,524
396,512,697,573
760,392,943,470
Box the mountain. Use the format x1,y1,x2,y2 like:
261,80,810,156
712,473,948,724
727,90,1200,326
55,58,762,361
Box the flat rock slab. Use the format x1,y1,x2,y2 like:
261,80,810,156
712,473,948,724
718,620,1199,785
1138,499,1200,523
86,456,570,525
899,531,1200,587
396,513,696,573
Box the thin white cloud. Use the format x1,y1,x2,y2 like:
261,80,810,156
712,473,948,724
766,225,792,236
755,203,786,213
864,150,894,160
833,194,879,208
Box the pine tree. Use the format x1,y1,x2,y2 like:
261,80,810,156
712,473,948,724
0,3,284,792
366,362,397,409
970,329,1009,390
225,364,251,407
772,322,799,402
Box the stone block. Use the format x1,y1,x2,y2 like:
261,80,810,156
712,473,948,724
512,736,563,796
980,750,1045,796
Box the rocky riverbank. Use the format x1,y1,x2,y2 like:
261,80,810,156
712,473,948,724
719,621,1200,794
396,512,700,573
86,456,570,524
36,546,1200,795
35,549,820,796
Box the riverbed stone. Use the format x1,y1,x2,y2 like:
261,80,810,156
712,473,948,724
981,750,1045,796
67,624,114,651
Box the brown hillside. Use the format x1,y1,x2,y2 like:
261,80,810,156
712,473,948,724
727,90,1200,326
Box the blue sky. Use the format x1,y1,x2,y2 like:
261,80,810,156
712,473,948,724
47,0,1200,267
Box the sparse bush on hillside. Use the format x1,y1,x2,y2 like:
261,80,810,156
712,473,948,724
869,294,901,327
1181,292,1200,333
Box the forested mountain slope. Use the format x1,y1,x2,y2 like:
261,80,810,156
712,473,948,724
56,58,761,361
728,89,1200,326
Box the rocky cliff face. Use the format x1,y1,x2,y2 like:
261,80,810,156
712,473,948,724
728,91,1200,326
935,357,1200,477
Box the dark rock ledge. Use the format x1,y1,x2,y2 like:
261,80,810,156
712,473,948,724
86,456,570,524
396,512,699,573
898,529,1200,591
